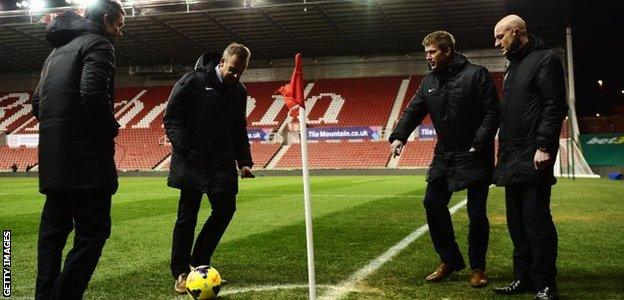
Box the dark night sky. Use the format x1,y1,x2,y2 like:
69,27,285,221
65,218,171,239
570,0,624,117
504,0,623,117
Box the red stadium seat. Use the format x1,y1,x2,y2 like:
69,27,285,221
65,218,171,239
249,142,282,168
245,81,290,130
396,139,436,168
276,140,390,169
0,73,511,171
305,77,403,127
0,146,38,171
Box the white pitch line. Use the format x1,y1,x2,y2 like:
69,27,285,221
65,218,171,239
217,284,334,297
167,195,469,299
319,198,469,300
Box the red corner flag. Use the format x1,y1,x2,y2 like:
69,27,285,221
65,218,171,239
277,53,304,116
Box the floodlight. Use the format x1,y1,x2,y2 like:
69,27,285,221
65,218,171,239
29,0,46,12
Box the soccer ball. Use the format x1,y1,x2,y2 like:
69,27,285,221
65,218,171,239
186,265,221,300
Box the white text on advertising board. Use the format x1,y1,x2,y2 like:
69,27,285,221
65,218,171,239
586,136,624,145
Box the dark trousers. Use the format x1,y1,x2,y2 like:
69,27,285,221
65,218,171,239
170,187,236,278
423,177,490,270
35,190,112,300
505,184,558,290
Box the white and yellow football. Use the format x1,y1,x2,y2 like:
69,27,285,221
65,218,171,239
186,265,221,300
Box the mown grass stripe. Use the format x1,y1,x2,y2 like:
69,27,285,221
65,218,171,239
321,198,468,299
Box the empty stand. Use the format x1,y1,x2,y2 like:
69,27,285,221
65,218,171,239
114,129,171,170
396,139,436,168
250,142,281,169
113,86,172,170
400,75,423,110
0,73,507,171
152,142,280,171
276,140,390,169
0,92,32,134
0,146,37,171
396,75,429,126
245,81,290,129
305,77,402,127
12,117,38,134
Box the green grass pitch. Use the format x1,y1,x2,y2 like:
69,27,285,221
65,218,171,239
1,175,623,299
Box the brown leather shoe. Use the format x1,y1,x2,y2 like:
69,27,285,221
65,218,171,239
426,263,455,282
469,269,488,288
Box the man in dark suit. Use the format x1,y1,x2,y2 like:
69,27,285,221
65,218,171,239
492,15,568,300
32,1,125,299
164,43,255,293
390,31,499,288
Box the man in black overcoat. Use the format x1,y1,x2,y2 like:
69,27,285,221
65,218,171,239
390,31,499,287
492,15,568,300
32,1,125,299
164,43,254,293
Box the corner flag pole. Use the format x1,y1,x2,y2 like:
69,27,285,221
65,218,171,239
276,53,316,299
299,105,317,299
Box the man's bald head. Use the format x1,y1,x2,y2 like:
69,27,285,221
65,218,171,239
494,14,529,56
495,14,527,34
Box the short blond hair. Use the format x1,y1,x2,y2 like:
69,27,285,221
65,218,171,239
422,31,456,53
222,42,251,66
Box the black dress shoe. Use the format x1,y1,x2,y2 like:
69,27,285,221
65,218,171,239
493,280,532,295
534,286,559,300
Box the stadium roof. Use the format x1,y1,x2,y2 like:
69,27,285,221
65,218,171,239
0,0,568,73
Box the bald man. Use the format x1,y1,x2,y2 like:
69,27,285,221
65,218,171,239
491,15,568,300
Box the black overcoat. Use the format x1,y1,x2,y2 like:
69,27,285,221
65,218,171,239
390,53,499,191
163,59,253,194
32,11,119,194
493,35,569,186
